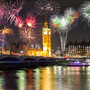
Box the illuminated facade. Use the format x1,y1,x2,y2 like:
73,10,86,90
42,16,51,57
27,46,43,56
27,16,51,57
66,39,90,57
0,47,10,55
10,16,51,57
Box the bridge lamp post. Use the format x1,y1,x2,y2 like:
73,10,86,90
21,51,23,55
20,50,23,62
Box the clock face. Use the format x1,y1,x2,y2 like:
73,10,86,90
49,32,51,35
44,31,47,35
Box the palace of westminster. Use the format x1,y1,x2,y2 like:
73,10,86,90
1,16,90,57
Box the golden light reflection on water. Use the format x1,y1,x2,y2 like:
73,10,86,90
40,67,53,90
1,66,90,90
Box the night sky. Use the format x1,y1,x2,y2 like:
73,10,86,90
0,0,90,51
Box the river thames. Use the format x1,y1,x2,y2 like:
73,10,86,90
0,65,90,90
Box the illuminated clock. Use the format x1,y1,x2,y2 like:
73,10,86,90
49,32,51,35
44,31,47,35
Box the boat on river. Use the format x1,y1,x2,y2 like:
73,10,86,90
66,60,90,66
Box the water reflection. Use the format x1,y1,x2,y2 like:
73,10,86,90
34,68,41,90
16,70,27,90
0,71,17,90
0,66,90,90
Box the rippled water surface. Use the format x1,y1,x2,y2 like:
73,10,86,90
0,66,90,90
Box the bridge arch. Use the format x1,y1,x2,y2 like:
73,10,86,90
0,57,21,63
0,57,21,69
23,58,37,68
38,58,47,66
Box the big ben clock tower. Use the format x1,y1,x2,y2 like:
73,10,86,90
42,15,51,57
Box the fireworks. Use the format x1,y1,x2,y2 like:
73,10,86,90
0,0,25,25
47,1,60,15
79,1,90,26
50,15,70,31
35,0,60,15
50,7,79,31
64,7,75,17
0,5,5,19
0,26,13,50
14,0,25,14
14,14,37,28
19,26,38,43
50,7,79,53
50,15,60,31
15,16,24,28
26,14,36,28
7,0,24,24
0,5,8,25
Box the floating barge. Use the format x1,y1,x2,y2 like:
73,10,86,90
66,61,90,67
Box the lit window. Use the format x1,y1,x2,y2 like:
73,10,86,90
43,47,47,51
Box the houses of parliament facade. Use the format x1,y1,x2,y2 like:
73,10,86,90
10,16,51,57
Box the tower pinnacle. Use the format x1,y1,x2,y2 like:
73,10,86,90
44,15,48,28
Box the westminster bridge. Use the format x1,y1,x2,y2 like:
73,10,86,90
0,55,90,62
0,55,90,69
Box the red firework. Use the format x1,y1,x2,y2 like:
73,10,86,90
26,15,36,28
15,16,24,28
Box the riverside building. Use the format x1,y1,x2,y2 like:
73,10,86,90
66,39,90,57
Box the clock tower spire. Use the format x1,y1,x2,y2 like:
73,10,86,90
42,15,51,57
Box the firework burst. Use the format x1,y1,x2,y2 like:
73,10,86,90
15,16,24,28
50,15,60,31
0,26,13,50
50,7,79,31
19,26,38,43
26,14,36,28
0,5,8,25
79,1,90,26
64,7,75,16
35,0,60,16
50,15,70,32
47,1,60,15
3,0,25,25
50,7,79,53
